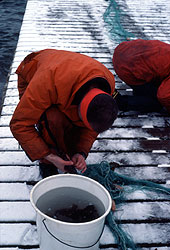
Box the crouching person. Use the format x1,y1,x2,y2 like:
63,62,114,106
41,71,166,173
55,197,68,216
113,39,170,113
10,49,118,178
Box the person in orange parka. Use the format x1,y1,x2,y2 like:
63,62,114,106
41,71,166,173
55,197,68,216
10,49,118,177
113,39,170,113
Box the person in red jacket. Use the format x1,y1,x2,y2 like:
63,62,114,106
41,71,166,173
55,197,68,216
10,49,118,177
112,39,170,113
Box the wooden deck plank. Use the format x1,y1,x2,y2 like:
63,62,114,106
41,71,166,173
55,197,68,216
1,223,170,246
0,202,36,222
101,128,170,139
0,165,169,182
0,127,13,138
0,183,32,201
87,152,170,165
1,183,169,201
0,166,40,182
1,114,169,128
101,223,170,245
0,151,169,166
93,139,170,152
1,137,170,152
1,201,170,222
0,152,31,166
0,224,38,246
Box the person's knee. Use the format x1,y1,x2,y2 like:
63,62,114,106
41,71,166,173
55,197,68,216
157,90,170,108
157,81,170,103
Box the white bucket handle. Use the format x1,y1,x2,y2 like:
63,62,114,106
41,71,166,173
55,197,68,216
42,218,105,249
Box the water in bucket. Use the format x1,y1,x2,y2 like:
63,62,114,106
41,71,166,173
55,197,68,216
36,187,105,223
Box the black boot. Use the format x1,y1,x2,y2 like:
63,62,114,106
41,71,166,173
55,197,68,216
114,92,129,111
39,162,59,178
115,91,163,112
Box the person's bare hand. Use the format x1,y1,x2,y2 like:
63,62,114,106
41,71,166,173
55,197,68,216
71,153,87,173
44,153,73,172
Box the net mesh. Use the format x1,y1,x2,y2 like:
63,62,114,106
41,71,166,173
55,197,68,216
83,161,170,249
103,0,134,42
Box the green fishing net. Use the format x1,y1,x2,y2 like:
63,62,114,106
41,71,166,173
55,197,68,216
103,0,134,42
83,161,170,250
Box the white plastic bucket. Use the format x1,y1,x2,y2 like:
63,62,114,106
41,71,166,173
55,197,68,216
30,174,112,250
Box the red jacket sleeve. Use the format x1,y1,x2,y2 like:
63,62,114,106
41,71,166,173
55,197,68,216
75,127,98,157
10,69,57,161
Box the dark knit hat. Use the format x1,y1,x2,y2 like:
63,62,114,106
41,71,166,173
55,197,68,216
79,88,118,133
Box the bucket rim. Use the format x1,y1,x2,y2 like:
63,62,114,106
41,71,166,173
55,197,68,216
30,174,112,226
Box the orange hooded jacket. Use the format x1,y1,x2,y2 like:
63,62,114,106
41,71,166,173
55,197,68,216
10,49,115,161
113,39,170,112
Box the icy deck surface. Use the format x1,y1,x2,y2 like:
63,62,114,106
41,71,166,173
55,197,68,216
0,0,170,249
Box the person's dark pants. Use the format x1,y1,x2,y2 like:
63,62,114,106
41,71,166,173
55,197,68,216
116,82,163,112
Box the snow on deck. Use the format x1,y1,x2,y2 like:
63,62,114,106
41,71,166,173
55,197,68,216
0,0,170,249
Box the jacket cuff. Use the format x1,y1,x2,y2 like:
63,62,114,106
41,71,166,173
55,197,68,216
78,151,87,159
